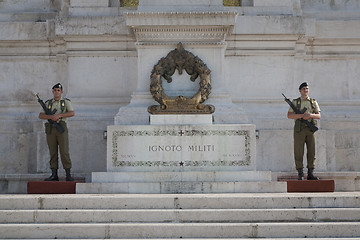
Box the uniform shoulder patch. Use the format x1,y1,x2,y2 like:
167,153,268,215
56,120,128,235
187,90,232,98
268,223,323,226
64,98,71,102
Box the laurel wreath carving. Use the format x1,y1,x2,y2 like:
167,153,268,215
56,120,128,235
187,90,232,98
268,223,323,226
149,43,212,111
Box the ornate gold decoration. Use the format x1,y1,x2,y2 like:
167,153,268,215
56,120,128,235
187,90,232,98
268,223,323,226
148,43,215,114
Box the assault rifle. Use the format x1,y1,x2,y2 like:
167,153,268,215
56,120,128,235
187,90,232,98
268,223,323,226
36,93,65,133
282,93,318,132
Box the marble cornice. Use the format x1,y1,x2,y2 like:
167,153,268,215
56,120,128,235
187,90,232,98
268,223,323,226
125,11,238,26
124,11,238,44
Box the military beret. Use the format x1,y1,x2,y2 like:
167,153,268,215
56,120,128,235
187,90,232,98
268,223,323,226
299,82,308,90
52,83,63,90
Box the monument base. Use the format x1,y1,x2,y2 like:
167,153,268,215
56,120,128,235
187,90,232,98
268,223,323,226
76,171,287,193
77,115,286,193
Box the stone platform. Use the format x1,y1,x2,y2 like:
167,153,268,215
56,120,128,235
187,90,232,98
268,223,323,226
76,171,287,194
0,174,88,194
275,171,360,192
286,180,335,193
27,181,83,194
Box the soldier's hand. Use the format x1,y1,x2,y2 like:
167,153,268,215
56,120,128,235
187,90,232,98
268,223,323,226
303,113,312,120
49,114,61,122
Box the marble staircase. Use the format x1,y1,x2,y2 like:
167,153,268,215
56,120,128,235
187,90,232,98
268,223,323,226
1,192,360,239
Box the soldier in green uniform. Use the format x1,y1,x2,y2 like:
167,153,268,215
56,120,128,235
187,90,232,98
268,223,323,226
39,83,75,181
287,82,321,180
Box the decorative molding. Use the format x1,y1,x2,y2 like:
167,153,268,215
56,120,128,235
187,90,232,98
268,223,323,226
125,11,238,44
136,41,227,46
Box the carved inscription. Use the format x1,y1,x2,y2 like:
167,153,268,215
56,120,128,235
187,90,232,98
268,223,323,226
148,145,215,152
111,128,251,168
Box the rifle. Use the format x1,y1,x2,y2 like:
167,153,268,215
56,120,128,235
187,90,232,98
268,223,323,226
36,93,65,133
282,93,318,132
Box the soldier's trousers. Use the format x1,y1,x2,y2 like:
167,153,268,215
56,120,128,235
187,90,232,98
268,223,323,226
45,122,72,170
293,127,316,170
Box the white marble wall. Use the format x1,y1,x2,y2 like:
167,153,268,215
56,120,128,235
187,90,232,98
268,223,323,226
1,0,360,185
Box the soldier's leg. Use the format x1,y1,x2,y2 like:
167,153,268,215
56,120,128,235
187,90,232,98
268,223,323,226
46,129,59,170
305,129,319,180
45,127,59,181
305,129,316,169
294,130,306,170
57,124,72,170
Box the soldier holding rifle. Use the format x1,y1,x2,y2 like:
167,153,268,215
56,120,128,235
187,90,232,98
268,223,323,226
286,82,321,180
38,83,75,181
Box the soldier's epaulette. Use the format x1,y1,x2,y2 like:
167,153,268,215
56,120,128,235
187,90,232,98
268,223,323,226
45,99,52,103
64,98,71,101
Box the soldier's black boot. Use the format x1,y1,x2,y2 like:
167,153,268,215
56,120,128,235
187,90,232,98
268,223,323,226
307,168,319,180
44,169,59,181
297,168,304,180
65,169,74,182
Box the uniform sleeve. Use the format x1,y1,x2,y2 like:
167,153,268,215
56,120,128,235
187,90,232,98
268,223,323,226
40,101,49,114
313,100,321,113
288,99,296,113
65,99,74,112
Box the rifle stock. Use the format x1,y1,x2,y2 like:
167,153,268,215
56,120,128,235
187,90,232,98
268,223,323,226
282,93,318,132
36,94,65,133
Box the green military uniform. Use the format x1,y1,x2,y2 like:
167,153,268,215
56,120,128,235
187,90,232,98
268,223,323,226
42,97,73,170
288,97,321,170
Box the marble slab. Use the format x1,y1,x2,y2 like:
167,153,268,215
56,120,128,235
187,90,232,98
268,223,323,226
107,124,256,172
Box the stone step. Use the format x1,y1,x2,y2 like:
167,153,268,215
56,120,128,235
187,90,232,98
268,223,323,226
276,171,360,192
0,12,56,22
1,193,360,239
2,239,359,240
69,7,127,17
1,208,359,223
1,193,360,210
1,222,360,238
0,0,56,12
76,181,287,193
91,171,274,182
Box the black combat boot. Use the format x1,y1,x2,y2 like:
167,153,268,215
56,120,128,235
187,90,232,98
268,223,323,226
44,169,59,181
297,168,304,180
307,168,319,180
65,169,74,182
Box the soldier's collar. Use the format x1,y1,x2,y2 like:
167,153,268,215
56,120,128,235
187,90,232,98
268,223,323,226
53,97,64,101
301,96,310,100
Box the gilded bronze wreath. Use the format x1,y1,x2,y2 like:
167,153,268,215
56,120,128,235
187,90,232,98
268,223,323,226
148,43,215,114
